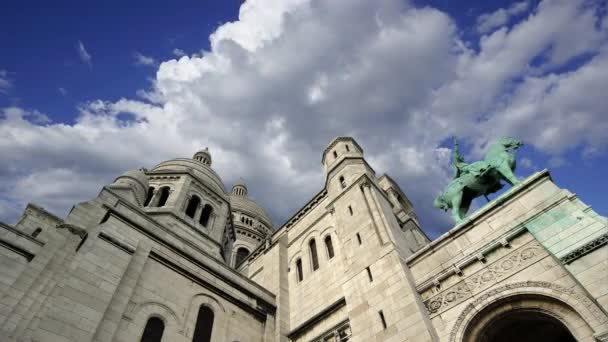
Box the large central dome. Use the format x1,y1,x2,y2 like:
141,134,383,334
150,148,226,196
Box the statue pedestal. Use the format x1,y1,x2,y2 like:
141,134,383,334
406,170,608,337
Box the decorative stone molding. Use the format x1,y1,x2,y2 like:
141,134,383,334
449,281,608,342
425,240,544,316
359,180,372,189
416,225,528,293
595,330,608,342
55,223,87,239
561,232,608,264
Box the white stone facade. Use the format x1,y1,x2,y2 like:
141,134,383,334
0,137,607,342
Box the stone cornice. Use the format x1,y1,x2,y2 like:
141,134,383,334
101,202,277,303
287,297,347,339
414,225,529,294
0,221,44,246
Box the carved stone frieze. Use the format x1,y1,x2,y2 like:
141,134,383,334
424,240,545,316
560,232,608,264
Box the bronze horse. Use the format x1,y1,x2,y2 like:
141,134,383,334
434,137,523,223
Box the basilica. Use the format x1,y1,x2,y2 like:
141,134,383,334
0,136,607,342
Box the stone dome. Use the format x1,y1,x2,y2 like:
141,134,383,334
230,179,272,236
150,158,226,196
193,147,212,167
112,169,149,205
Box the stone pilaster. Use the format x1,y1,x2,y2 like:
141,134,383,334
92,241,150,342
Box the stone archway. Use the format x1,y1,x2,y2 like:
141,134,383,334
449,281,608,342
467,308,575,342
460,294,595,342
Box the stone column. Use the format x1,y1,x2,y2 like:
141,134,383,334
92,242,150,342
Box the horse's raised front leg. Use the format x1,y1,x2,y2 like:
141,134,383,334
451,192,464,224
497,164,520,186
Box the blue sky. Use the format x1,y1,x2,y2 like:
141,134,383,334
1,0,607,238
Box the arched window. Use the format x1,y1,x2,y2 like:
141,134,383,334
192,306,214,342
325,235,334,259
345,144,350,152
156,187,170,207
199,204,213,227
140,316,164,342
339,176,346,189
144,187,155,207
235,247,250,267
185,195,201,218
333,151,338,158
309,239,319,271
31,227,42,238
295,258,303,282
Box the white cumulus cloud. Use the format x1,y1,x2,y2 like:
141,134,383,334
1,0,607,237
477,1,529,34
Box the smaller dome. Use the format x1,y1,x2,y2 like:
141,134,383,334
112,169,149,205
232,178,248,196
193,147,212,167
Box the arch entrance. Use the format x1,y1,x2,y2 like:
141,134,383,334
472,309,575,342
459,293,597,342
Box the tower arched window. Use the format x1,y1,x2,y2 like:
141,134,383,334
295,258,303,282
339,176,346,189
325,235,334,259
192,306,214,342
156,187,170,207
199,204,213,227
140,316,164,342
345,144,350,152
333,151,338,158
32,228,42,238
235,247,250,267
144,187,155,207
309,239,319,271
185,195,201,218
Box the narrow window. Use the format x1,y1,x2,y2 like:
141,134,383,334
379,311,387,330
333,151,338,158
366,267,373,282
156,187,170,207
241,216,244,223
348,205,353,216
140,316,164,342
356,233,362,245
296,258,303,282
76,234,88,252
185,195,201,218
345,144,350,152
309,239,319,271
234,247,250,267
199,204,213,227
192,306,214,342
339,176,346,189
143,187,155,206
31,228,42,238
325,235,335,259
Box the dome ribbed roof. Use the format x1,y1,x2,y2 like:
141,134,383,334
150,158,226,195
230,194,272,228
114,169,149,190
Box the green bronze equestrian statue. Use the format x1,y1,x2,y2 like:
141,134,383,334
434,137,524,223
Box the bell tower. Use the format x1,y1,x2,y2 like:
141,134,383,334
322,137,376,198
